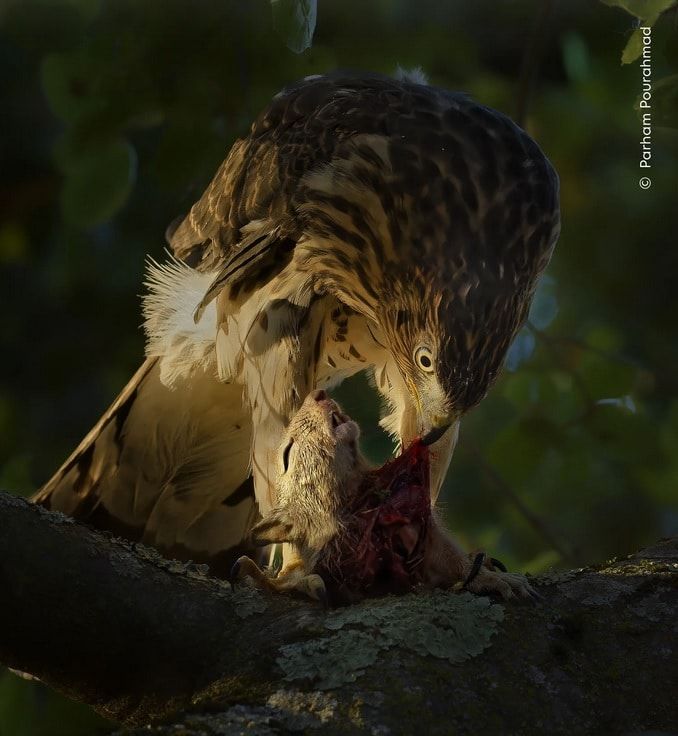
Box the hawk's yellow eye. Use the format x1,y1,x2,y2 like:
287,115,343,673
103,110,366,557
414,346,434,373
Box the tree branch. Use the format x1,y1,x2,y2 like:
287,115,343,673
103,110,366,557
1,490,677,735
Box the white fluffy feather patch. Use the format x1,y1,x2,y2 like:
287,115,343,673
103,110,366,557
143,255,219,387
394,65,429,85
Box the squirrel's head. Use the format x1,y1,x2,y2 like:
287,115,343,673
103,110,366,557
249,390,363,548
278,389,361,489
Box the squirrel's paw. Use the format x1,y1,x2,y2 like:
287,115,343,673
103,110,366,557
230,555,328,605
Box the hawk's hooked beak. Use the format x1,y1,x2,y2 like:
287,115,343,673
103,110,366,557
421,423,452,447
402,376,452,447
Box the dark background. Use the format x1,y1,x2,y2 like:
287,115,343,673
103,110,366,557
1,0,677,732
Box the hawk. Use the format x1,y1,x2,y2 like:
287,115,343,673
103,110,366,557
34,70,560,574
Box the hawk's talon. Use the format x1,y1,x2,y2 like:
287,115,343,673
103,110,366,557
312,580,330,609
229,559,241,588
297,572,329,607
226,553,329,605
464,552,486,588
459,553,539,602
490,557,508,573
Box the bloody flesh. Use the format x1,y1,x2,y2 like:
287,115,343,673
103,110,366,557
316,440,432,603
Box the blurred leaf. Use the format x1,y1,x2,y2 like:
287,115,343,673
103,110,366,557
600,0,677,18
621,29,644,64
600,0,678,63
59,137,137,227
41,51,102,123
271,0,317,53
562,32,590,83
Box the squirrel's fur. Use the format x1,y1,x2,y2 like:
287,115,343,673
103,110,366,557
235,391,536,603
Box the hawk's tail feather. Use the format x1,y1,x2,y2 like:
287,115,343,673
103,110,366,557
33,357,259,575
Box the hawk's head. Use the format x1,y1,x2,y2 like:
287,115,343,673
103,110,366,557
376,240,557,447
286,74,560,467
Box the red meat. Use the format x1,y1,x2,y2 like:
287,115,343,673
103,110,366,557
317,440,432,603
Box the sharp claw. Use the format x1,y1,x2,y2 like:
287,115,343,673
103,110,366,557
490,557,508,573
316,585,330,609
464,552,486,588
306,575,329,608
229,559,241,589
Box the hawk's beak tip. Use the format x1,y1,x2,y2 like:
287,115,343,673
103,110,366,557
421,423,452,447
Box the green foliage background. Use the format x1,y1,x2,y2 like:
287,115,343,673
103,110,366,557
0,0,677,732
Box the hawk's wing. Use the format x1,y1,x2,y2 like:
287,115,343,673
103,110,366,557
166,72,458,305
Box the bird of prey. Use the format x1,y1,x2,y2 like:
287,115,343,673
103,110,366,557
34,70,560,574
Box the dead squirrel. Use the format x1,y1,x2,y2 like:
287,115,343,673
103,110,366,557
232,390,536,604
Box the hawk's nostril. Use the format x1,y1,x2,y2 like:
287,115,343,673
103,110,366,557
312,389,327,402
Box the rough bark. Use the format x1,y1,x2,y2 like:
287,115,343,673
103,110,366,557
0,490,676,735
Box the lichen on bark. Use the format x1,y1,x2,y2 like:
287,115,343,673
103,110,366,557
276,589,504,689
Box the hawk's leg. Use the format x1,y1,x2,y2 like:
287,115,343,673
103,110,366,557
424,516,538,601
230,555,328,604
455,552,539,601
